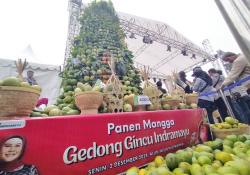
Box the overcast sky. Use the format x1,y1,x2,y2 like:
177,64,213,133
0,0,240,65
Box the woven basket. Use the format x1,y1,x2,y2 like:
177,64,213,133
161,99,180,109
185,95,198,105
0,86,40,118
75,91,103,115
211,126,250,139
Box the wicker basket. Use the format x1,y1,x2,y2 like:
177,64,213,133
0,86,40,118
75,91,103,115
161,99,180,109
185,94,198,105
211,126,250,139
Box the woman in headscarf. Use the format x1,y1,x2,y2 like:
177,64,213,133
0,135,39,175
192,67,217,124
177,71,193,94
156,80,167,98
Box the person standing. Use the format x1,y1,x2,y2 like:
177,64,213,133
221,52,250,92
156,81,167,98
221,52,250,124
208,68,228,121
192,67,217,124
25,70,38,86
176,71,193,94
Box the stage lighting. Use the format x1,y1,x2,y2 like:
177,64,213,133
143,36,153,44
167,45,171,51
202,58,207,62
191,54,196,59
181,49,188,56
129,33,136,39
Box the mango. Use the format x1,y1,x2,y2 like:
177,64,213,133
195,145,213,153
225,135,238,143
217,166,239,174
215,152,232,164
178,162,191,174
198,156,212,165
165,153,178,170
154,156,165,167
225,160,250,175
203,164,217,174
2,77,21,86
190,163,205,175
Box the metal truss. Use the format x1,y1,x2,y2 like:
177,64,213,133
119,15,212,62
64,0,83,66
132,21,170,59
151,50,180,71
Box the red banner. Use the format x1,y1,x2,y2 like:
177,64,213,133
0,109,204,175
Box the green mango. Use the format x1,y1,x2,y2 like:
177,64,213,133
225,160,250,175
178,162,191,174
225,135,238,143
212,160,223,169
165,153,178,170
233,146,247,154
223,139,234,148
195,144,213,153
198,152,214,161
2,77,21,86
217,166,239,174
223,145,234,154
192,156,199,164
234,141,245,148
62,106,72,112
67,110,80,115
190,163,205,175
63,96,73,104
176,150,192,164
173,168,185,174
215,151,233,164
238,135,247,142
30,112,42,117
212,139,223,150
198,156,212,165
203,164,217,174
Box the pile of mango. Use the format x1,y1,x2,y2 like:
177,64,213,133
0,76,41,91
210,117,249,129
126,134,250,175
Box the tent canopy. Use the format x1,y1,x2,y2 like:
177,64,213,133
0,58,61,105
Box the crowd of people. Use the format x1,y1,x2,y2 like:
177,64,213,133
157,52,250,125
185,52,250,125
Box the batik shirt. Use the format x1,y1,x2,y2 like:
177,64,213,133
0,165,39,175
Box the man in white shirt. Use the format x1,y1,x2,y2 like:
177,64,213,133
221,52,250,124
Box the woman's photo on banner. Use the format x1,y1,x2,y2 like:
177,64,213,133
0,135,39,175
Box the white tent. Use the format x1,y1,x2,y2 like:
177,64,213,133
0,58,61,105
